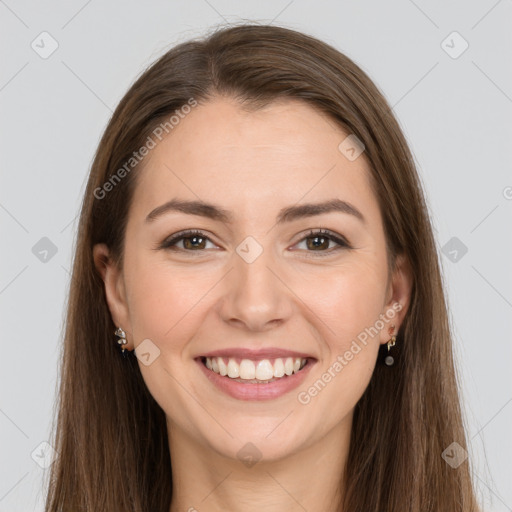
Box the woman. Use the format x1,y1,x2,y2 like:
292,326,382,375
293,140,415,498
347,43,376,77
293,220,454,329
45,23,481,511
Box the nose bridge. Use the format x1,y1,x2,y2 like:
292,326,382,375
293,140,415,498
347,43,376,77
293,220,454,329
220,236,292,331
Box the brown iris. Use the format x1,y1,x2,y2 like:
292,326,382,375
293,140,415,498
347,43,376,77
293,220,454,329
183,235,207,250
306,235,330,251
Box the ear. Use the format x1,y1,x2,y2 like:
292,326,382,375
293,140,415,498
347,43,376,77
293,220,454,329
379,252,413,345
93,243,133,349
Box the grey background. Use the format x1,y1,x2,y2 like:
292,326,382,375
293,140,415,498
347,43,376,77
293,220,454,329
1,1,511,510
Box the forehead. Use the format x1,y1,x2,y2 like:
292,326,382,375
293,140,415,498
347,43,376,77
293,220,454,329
129,96,380,227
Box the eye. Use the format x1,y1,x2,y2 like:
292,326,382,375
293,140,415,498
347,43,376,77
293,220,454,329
159,230,217,251
158,228,351,255
292,229,351,256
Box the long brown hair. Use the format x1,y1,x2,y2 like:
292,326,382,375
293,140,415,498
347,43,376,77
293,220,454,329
45,23,481,511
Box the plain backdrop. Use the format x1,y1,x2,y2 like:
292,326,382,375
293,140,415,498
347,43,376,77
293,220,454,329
1,1,511,510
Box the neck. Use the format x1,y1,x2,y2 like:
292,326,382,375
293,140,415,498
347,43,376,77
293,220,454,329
167,415,351,512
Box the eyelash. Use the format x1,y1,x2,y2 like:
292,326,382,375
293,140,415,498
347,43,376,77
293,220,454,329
158,229,351,257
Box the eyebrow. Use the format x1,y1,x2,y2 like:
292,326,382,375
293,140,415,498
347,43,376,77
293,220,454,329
145,198,366,225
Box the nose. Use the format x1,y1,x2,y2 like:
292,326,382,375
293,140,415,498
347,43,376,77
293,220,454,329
218,245,294,332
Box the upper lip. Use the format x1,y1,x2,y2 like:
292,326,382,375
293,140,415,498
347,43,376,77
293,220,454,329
197,348,316,360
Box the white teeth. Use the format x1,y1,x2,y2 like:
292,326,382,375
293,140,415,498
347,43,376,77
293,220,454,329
204,356,307,381
255,360,274,380
218,357,228,376
227,358,240,378
273,358,285,378
284,357,294,376
239,359,255,380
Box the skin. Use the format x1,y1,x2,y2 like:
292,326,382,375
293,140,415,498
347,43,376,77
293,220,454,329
94,96,412,512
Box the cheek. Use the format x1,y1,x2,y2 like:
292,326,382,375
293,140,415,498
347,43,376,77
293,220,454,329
123,255,218,428
124,254,221,348
293,264,385,418
291,257,388,350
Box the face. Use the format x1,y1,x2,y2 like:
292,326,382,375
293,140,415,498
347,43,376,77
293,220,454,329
94,96,411,462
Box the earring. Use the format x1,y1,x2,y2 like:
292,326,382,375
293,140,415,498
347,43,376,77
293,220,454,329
384,324,397,366
114,327,129,356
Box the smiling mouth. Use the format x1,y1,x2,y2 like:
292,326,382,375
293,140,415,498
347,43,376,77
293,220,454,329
198,356,310,384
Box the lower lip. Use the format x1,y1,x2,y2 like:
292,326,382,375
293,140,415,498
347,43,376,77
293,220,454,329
195,357,315,401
